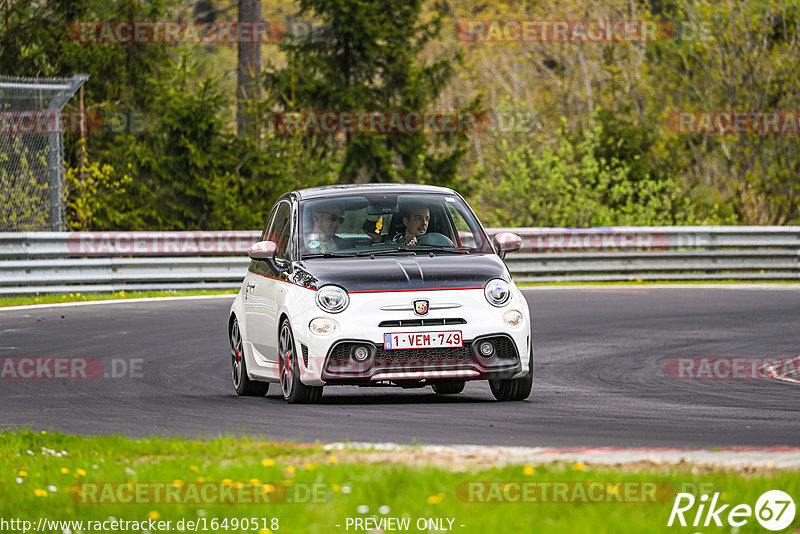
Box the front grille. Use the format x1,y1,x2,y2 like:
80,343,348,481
323,335,519,380
486,336,517,360
373,345,474,365
378,318,466,328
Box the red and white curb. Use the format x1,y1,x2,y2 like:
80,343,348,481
323,443,800,469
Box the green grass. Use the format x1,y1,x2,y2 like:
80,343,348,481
0,289,236,308
0,430,797,533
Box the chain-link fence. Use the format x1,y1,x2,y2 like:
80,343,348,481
0,75,88,231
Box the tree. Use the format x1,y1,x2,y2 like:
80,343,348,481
237,0,261,137
264,0,478,185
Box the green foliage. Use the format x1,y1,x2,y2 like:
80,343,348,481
0,138,50,231
265,0,477,185
476,113,709,228
3,0,798,230
65,141,132,231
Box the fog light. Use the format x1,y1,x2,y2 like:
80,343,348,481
309,318,335,336
504,310,523,328
352,346,370,362
479,341,494,356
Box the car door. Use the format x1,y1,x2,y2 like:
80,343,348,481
244,200,293,363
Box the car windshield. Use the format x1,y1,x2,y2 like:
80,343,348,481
299,193,493,258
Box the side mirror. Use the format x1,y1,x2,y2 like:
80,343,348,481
247,240,278,260
493,232,522,259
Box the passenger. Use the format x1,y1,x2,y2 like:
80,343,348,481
306,202,346,253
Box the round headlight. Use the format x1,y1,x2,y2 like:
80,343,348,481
484,279,511,307
315,285,349,313
309,317,336,336
503,310,523,328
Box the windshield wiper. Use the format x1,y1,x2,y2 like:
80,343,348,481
354,247,418,257
414,246,471,254
302,252,357,259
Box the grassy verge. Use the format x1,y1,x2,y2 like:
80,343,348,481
0,289,236,308
1,430,797,533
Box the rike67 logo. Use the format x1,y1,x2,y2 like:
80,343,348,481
668,490,796,531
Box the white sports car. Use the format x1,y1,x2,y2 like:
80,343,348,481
228,183,532,403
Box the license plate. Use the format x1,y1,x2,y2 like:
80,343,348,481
384,330,463,350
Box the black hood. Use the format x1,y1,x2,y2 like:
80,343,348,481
290,253,509,292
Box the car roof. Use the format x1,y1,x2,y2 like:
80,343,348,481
293,183,457,201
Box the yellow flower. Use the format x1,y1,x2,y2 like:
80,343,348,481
249,478,261,485
189,465,200,472
572,462,586,471
221,479,233,486
283,479,293,486
61,468,69,475
261,458,275,467
196,477,206,483
76,469,86,477
34,489,47,497
148,511,160,520
427,493,445,504
260,484,275,494
332,484,341,493
259,530,271,534
41,431,47,435
18,471,27,477
172,480,185,487
523,465,535,476
607,484,619,495
285,465,295,473
328,456,338,464
234,481,244,489
303,463,317,471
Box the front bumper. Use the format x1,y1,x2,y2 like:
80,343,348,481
320,334,521,383
291,288,531,386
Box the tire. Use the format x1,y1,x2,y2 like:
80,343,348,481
279,320,323,404
431,380,466,395
230,317,269,396
489,346,533,401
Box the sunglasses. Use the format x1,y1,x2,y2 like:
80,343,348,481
320,212,345,224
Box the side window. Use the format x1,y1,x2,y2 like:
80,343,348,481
267,202,292,260
260,204,279,242
447,203,477,248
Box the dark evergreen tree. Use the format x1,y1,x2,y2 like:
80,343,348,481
265,0,479,185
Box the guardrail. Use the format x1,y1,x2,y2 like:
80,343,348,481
0,227,798,295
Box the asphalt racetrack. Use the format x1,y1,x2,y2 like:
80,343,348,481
1,287,798,447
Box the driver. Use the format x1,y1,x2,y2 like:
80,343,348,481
393,203,429,246
306,202,346,253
